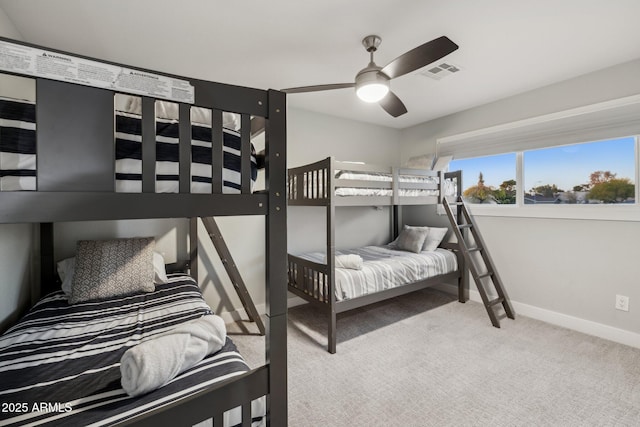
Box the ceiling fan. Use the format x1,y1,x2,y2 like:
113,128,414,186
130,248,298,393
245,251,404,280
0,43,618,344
281,35,459,117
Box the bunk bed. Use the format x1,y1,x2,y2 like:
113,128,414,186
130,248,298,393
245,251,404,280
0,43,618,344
287,157,467,353
0,37,287,426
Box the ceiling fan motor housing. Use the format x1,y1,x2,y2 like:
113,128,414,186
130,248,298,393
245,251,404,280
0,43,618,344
355,65,390,102
355,35,390,102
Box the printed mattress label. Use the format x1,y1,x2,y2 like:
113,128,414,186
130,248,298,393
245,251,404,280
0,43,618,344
0,40,195,103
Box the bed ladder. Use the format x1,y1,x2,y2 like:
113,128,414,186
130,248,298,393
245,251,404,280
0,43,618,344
442,196,515,327
200,217,266,335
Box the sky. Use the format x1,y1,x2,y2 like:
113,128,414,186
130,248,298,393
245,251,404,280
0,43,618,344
450,136,636,192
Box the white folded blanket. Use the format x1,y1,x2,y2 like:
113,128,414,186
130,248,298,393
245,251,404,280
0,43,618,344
120,314,227,397
335,254,363,270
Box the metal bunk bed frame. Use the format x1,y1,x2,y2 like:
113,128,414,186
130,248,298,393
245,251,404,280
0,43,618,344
287,156,468,353
0,37,287,426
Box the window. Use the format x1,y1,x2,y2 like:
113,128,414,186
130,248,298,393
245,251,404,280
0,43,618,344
450,153,516,204
523,137,635,205
447,135,637,214
436,96,640,219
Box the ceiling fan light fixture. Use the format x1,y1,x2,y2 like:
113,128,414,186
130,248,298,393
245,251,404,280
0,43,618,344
356,82,389,103
355,69,389,103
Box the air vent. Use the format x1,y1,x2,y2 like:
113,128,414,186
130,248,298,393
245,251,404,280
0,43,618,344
420,62,462,80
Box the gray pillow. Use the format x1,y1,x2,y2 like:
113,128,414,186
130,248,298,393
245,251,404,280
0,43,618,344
423,227,448,251
395,227,430,253
402,225,448,251
70,237,156,304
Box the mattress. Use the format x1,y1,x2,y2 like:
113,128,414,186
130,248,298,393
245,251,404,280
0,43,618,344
115,111,258,194
334,170,443,198
0,275,264,427
298,245,458,301
0,97,36,191
334,188,438,197
0,97,257,193
335,169,438,183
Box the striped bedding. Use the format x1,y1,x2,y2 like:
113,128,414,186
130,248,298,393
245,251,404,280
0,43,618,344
333,170,458,198
299,245,458,301
299,169,447,198
0,97,257,193
0,97,36,191
334,188,438,197
0,275,264,427
115,111,258,194
335,170,438,183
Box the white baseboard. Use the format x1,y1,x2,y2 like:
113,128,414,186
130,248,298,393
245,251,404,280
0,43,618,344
221,287,640,350
434,283,640,349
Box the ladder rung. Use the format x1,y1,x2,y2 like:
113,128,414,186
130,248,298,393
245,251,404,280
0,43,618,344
488,297,504,307
443,197,514,327
477,271,493,280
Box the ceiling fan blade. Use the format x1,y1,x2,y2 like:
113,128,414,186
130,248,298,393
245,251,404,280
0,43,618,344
380,36,458,79
281,83,355,94
379,91,407,117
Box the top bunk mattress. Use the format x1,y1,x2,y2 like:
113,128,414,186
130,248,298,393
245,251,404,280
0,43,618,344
115,108,257,194
0,96,258,194
298,245,458,301
288,160,459,204
335,169,459,198
0,97,36,191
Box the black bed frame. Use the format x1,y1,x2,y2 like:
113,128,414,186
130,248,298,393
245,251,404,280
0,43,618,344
0,37,287,426
287,157,468,353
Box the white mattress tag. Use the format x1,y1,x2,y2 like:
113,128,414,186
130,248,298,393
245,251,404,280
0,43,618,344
0,40,195,103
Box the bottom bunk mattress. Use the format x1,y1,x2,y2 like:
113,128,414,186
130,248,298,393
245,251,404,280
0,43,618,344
298,245,458,301
0,275,264,427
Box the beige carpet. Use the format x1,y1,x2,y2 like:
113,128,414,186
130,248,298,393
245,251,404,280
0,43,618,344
231,288,640,427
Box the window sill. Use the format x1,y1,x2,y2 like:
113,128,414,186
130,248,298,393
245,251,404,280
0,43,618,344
462,203,640,222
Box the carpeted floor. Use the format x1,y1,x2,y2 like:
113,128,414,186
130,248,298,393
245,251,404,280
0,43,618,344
230,288,640,427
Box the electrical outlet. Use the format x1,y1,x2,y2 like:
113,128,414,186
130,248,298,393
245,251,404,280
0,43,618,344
615,294,629,312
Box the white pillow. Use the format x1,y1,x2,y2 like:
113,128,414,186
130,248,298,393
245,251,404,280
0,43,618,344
395,227,430,253
57,250,168,297
57,257,76,296
389,225,429,247
389,225,447,252
422,227,448,251
152,251,169,283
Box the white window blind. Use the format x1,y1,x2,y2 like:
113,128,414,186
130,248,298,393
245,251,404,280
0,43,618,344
436,94,640,160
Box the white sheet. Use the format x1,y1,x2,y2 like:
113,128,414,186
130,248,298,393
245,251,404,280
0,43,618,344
298,245,458,301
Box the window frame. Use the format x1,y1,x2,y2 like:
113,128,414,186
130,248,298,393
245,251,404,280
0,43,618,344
450,136,640,222
435,95,640,222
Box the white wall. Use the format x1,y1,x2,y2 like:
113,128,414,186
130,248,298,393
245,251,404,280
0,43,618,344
287,108,402,255
0,8,33,331
402,59,640,161
400,59,640,344
0,224,35,331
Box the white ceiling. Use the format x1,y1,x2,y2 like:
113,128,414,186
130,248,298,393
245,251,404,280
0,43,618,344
1,0,639,129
